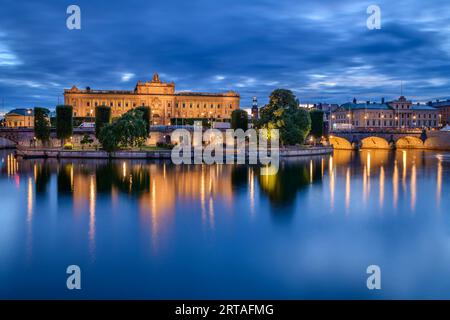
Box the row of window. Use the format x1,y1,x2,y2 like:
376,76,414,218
74,101,235,109
352,120,438,127
335,112,438,120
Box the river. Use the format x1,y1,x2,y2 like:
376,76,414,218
0,149,448,299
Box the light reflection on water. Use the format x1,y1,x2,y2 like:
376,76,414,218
0,149,448,299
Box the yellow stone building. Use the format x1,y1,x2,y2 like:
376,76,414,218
64,73,240,125
5,108,34,128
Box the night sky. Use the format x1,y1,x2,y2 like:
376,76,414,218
0,0,449,112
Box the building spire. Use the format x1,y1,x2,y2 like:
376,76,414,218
152,72,160,83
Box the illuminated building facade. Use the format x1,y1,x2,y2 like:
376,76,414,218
64,73,240,125
4,108,34,128
331,96,441,130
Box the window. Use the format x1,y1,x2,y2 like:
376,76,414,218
118,102,121,107
95,102,98,107
211,104,213,108
183,103,185,108
110,102,113,107
176,103,178,108
87,102,90,107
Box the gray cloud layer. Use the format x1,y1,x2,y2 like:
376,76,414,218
0,0,449,111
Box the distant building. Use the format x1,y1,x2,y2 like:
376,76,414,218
331,96,440,130
64,72,240,125
251,97,259,120
429,99,450,125
5,108,34,128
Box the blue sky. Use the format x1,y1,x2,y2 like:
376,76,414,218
0,0,449,112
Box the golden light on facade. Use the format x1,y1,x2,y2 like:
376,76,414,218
410,162,417,211
379,166,385,209
436,155,442,207
393,160,399,209
345,167,350,213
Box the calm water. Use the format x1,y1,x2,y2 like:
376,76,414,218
0,149,449,299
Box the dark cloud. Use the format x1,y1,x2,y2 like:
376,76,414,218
0,0,449,112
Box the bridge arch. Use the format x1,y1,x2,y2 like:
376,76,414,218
396,136,423,149
329,136,353,150
360,136,390,149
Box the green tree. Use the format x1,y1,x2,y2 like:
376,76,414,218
231,109,249,130
258,89,311,145
56,105,73,144
98,109,147,152
309,109,324,138
95,105,111,138
136,106,151,134
34,107,50,145
80,134,94,149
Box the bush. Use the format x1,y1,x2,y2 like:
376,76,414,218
34,107,50,143
309,109,324,138
136,106,151,134
98,109,147,152
231,109,249,130
258,89,311,145
56,105,73,141
95,105,111,138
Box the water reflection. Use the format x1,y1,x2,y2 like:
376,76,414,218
1,149,449,299
3,150,445,218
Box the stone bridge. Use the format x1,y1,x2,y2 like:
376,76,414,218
329,130,450,150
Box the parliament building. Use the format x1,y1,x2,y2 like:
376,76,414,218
64,73,240,125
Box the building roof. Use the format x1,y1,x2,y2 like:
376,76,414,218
6,108,34,116
410,104,438,111
340,102,391,110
